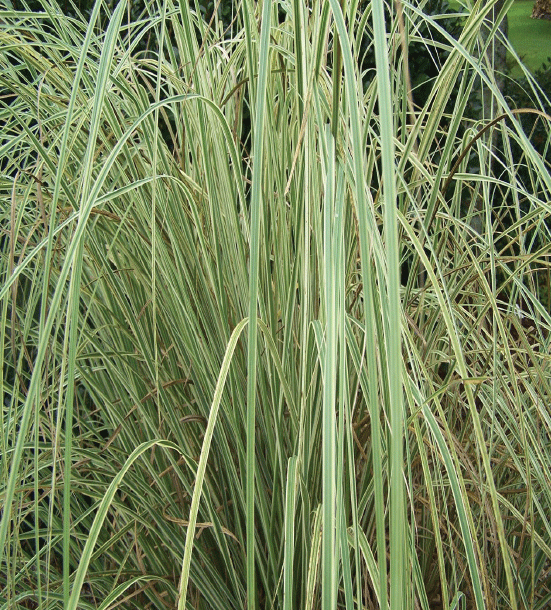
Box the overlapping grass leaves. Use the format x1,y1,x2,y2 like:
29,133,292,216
1,0,551,608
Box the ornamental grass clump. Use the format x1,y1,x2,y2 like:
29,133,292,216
1,0,551,609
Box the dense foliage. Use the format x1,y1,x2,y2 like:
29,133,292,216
2,1,551,610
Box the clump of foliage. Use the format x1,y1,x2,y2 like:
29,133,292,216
2,1,551,610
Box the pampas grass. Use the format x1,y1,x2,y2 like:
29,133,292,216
1,0,551,608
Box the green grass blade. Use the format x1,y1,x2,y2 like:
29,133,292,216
245,1,272,608
177,318,249,610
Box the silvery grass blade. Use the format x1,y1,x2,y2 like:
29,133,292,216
244,0,271,607
321,122,338,610
369,1,405,609
61,2,127,604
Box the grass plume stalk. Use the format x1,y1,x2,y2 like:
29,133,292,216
2,0,551,609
